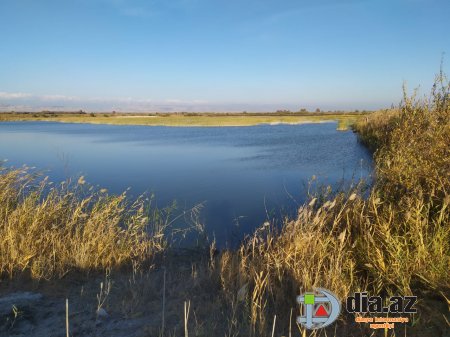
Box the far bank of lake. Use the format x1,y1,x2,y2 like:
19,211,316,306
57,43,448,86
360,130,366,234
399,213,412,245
0,111,368,130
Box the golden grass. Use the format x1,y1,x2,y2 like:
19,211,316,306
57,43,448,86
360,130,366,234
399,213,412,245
0,112,366,130
0,168,168,279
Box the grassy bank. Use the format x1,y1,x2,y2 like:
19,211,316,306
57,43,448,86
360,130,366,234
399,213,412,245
0,170,170,279
0,111,366,130
0,76,449,336
222,73,449,335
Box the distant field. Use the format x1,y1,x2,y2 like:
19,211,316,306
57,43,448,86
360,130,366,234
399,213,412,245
0,112,369,130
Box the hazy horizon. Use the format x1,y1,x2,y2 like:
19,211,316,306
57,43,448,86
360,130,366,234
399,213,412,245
1,0,449,112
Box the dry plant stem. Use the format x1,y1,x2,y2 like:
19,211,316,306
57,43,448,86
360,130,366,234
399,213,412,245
66,298,69,337
162,268,166,335
184,300,191,337
289,308,293,337
271,315,276,337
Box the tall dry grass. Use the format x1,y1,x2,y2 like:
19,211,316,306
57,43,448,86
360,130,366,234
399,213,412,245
356,71,449,205
0,167,168,279
216,71,450,334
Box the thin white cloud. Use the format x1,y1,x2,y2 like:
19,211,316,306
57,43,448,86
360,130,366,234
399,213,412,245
0,91,385,112
0,91,215,112
41,94,77,101
0,92,33,99
165,99,182,104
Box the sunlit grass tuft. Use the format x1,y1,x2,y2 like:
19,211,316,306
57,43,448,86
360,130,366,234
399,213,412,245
0,168,168,279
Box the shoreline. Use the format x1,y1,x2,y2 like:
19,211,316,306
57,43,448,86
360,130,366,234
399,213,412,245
0,112,363,129
0,118,337,127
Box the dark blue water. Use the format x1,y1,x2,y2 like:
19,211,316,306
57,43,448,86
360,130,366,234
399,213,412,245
0,121,372,245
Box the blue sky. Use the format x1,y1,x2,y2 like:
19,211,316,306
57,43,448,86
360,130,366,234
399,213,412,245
0,0,449,112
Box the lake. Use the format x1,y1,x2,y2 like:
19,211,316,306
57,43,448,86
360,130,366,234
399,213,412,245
0,121,372,246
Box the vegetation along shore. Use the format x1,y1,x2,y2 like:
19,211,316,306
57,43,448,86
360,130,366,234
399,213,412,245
0,111,369,130
0,76,449,336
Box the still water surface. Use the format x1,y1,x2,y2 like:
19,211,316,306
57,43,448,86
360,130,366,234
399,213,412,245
0,121,372,245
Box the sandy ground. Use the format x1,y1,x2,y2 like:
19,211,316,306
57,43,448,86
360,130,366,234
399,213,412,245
0,251,223,337
1,250,448,337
